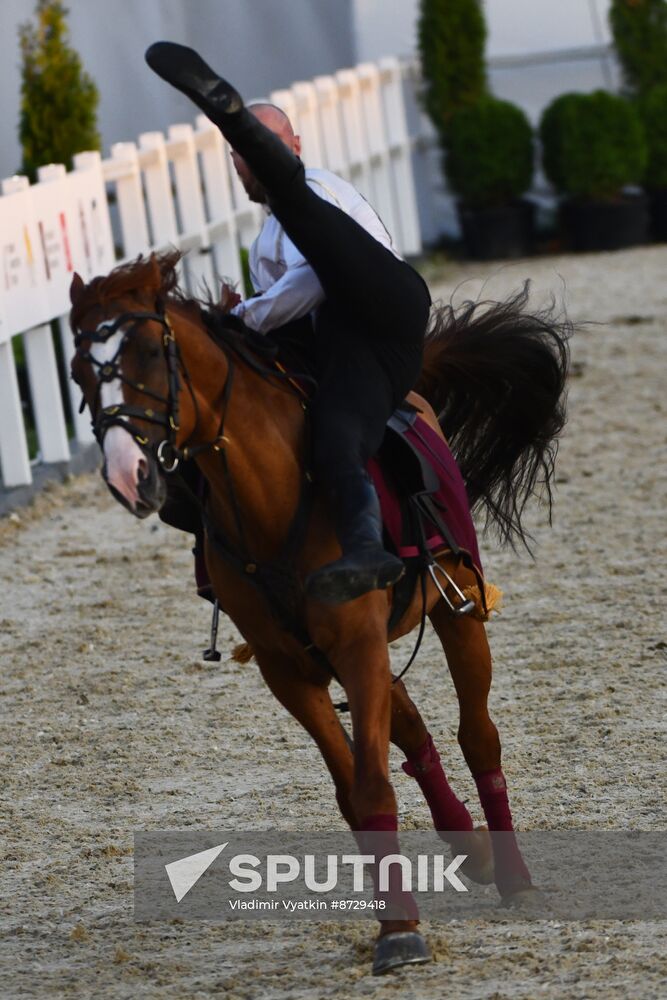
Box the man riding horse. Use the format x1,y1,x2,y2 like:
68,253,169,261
145,42,432,606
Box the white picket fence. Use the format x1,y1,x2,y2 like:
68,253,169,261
0,57,429,491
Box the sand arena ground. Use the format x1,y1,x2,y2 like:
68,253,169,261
1,246,666,998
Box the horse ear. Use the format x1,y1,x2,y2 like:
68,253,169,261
70,272,85,304
148,252,162,289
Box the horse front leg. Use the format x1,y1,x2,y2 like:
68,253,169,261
252,646,357,828
429,599,536,903
311,605,397,829
310,601,430,965
256,634,430,974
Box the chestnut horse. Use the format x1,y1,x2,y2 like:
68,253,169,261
70,252,569,974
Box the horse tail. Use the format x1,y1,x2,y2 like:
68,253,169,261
414,282,571,550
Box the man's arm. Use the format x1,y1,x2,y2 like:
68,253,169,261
230,261,324,334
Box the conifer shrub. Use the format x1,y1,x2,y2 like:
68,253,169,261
418,0,487,136
639,83,667,189
19,0,100,179
609,0,667,97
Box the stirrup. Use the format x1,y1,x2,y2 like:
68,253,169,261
427,560,475,616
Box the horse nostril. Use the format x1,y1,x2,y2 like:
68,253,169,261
137,456,148,482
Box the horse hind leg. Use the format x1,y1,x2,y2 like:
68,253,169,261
390,677,494,884
429,593,535,902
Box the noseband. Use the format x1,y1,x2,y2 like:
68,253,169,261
74,307,186,473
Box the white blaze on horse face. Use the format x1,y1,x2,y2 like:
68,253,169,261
90,324,147,509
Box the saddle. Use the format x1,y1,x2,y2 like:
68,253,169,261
368,404,488,629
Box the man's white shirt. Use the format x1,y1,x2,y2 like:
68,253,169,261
230,168,401,334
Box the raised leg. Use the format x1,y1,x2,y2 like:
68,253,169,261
429,598,533,899
144,41,430,336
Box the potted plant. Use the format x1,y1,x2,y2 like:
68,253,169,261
639,84,667,240
445,96,535,259
539,90,649,252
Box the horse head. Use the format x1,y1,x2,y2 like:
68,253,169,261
69,251,196,518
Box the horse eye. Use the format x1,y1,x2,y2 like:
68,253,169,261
136,338,161,363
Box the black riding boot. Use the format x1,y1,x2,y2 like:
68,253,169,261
306,474,405,604
145,42,302,196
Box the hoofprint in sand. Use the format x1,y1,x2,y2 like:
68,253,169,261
1,246,665,998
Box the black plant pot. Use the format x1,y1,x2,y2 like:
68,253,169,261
457,200,535,260
649,189,667,242
559,194,650,252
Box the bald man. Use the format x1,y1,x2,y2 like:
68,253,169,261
146,42,431,604
226,103,400,340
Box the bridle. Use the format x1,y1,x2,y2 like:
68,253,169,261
73,304,227,474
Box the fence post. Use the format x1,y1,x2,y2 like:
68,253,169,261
335,69,374,202
34,163,95,447
355,62,402,250
400,61,451,245
0,340,31,487
167,123,216,295
2,174,70,466
110,142,151,258
314,75,351,179
290,82,326,167
138,131,179,248
194,118,243,288
378,57,422,256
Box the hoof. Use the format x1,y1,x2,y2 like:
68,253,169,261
372,931,432,976
501,886,548,913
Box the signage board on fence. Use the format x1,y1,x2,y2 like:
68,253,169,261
30,166,115,320
0,184,52,343
67,161,115,282
0,160,115,343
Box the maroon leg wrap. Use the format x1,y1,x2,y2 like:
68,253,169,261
356,813,418,921
474,768,532,894
402,734,474,834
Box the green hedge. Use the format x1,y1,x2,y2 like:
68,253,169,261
539,91,647,200
639,84,667,189
609,0,667,97
445,97,534,209
418,0,487,134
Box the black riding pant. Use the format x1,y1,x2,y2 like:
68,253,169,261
268,177,431,486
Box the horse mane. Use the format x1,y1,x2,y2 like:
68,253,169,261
70,250,215,328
